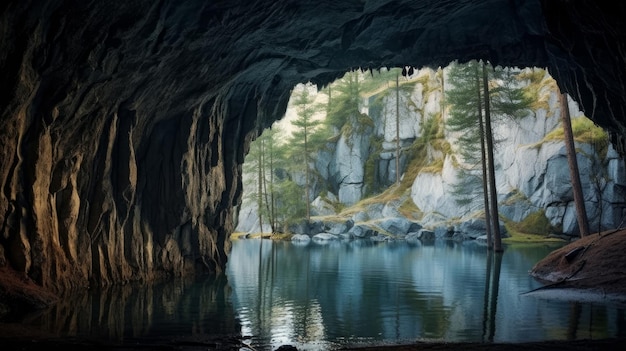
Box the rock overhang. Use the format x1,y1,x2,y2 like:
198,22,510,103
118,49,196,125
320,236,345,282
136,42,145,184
0,0,625,288
208,0,625,152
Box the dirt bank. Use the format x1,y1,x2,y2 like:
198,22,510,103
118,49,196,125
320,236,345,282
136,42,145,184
527,228,626,299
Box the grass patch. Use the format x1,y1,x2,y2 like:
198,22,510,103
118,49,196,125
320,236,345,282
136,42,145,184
419,158,444,174
230,232,247,240
270,233,293,240
398,197,423,221
502,210,563,243
503,232,565,243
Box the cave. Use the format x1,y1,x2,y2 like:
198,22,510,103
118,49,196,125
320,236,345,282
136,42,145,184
0,0,625,303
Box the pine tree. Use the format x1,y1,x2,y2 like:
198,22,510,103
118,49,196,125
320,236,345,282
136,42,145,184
446,60,532,251
289,84,323,229
243,131,267,234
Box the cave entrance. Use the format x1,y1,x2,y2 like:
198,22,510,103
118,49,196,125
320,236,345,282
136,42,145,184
235,62,617,242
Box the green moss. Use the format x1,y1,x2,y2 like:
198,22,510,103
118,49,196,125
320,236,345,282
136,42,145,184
504,209,554,237
364,135,384,196
517,68,557,113
517,68,546,86
540,116,609,157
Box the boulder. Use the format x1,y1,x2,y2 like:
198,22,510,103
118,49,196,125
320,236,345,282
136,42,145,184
348,225,375,238
378,217,417,235
312,233,340,241
291,234,311,242
326,219,355,235
311,196,337,216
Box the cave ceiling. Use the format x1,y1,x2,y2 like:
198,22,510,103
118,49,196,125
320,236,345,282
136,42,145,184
1,0,625,149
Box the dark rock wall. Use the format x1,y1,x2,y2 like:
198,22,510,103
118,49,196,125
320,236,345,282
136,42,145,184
0,0,625,293
0,0,254,292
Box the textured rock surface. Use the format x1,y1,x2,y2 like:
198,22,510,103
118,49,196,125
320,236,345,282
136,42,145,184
1,1,626,293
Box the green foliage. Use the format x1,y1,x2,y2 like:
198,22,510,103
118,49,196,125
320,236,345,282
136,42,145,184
445,60,533,207
241,124,290,232
449,167,483,206
358,67,401,94
273,179,307,227
445,60,484,164
287,85,324,164
489,66,533,120
397,111,449,197
324,71,362,131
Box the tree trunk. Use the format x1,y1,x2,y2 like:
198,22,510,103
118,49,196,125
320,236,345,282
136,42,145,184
257,138,264,234
304,124,311,230
475,64,493,249
396,73,400,185
269,137,276,233
559,92,590,237
261,138,275,234
482,63,502,252
440,67,445,120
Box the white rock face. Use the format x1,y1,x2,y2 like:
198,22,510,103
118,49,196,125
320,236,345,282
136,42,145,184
334,123,371,205
311,195,337,216
377,87,422,142
408,76,626,234
240,68,626,237
411,154,480,224
235,204,273,234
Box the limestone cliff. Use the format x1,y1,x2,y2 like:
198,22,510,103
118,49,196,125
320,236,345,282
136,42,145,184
239,68,624,238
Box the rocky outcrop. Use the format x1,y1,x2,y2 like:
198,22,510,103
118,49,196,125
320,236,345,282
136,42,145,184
251,68,624,238
411,80,626,235
1,1,626,295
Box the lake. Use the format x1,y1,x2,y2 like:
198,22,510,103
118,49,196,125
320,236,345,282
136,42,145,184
7,237,626,350
227,238,626,350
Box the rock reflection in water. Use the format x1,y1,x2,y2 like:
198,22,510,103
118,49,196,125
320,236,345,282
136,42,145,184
18,274,240,343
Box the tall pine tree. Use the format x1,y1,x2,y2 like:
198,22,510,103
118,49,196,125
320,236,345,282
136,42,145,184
446,60,531,250
289,84,323,229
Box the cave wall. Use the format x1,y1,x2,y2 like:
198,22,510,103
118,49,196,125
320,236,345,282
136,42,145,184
0,0,625,293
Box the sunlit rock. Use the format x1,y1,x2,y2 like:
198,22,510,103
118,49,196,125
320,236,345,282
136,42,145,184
334,124,371,205
311,195,337,216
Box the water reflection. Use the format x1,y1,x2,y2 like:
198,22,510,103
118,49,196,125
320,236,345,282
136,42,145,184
227,239,626,350
17,274,240,345
482,250,503,342
8,239,626,350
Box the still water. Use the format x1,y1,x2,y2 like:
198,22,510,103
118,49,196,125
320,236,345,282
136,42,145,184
10,238,626,350
227,238,626,350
